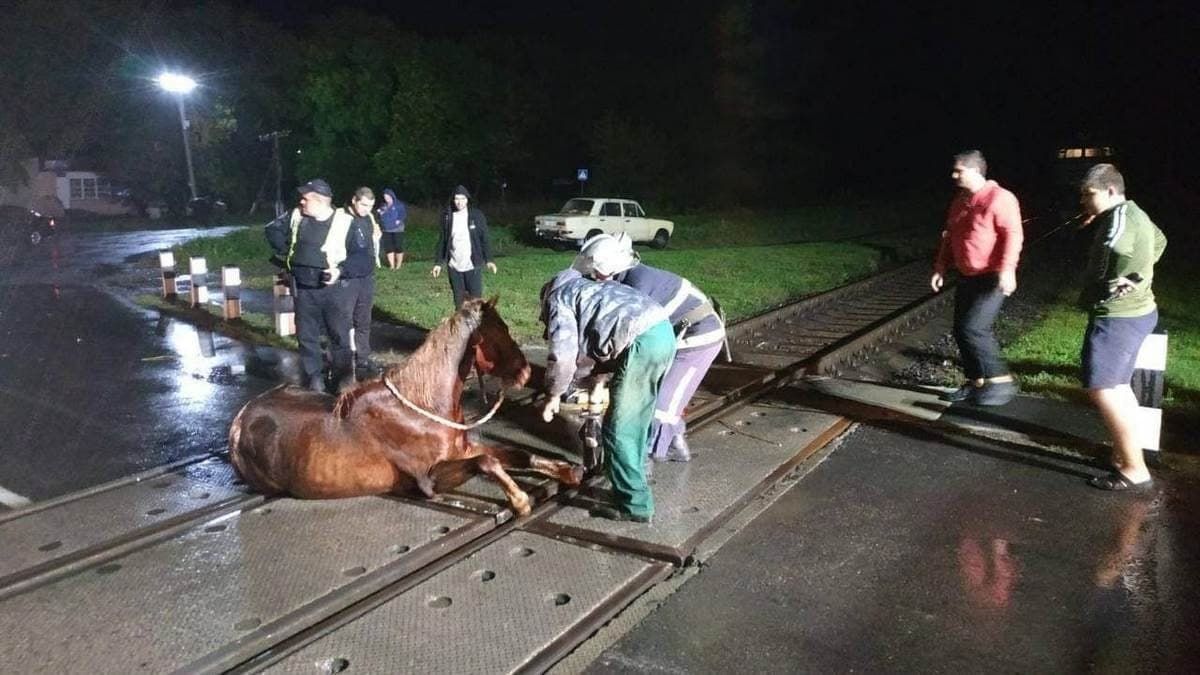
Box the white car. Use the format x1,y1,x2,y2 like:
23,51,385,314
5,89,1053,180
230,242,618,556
534,198,674,249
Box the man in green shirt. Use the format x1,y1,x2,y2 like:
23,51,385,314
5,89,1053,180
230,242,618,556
1077,164,1166,491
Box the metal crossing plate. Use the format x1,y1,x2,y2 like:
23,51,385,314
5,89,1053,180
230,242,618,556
258,531,670,674
0,457,255,593
0,496,492,673
529,401,848,563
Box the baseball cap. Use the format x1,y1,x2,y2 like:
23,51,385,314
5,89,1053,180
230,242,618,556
296,178,333,198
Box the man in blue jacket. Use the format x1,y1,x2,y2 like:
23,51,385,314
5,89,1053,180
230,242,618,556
377,188,406,269
342,187,382,382
431,185,497,307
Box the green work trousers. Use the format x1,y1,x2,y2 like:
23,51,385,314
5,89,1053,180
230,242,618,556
603,320,676,519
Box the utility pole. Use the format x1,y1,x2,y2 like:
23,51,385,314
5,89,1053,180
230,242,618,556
257,130,291,217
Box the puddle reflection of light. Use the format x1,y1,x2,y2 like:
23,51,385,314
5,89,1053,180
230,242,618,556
163,318,220,401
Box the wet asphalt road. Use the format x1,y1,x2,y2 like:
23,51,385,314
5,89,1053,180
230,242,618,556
589,422,1200,673
0,228,277,505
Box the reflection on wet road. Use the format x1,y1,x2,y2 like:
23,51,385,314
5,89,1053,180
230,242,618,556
0,228,277,503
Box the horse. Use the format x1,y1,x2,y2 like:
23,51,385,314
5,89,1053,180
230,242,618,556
228,297,583,516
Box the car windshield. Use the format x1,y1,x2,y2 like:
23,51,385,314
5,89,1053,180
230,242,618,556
560,199,594,215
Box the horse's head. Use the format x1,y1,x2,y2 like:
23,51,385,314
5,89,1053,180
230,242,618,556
467,296,530,388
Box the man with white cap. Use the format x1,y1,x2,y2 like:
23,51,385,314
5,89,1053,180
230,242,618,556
574,233,726,462
539,269,675,523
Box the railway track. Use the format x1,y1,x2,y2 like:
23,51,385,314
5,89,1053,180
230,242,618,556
0,253,981,673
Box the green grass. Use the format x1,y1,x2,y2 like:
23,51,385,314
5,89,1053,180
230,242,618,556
169,201,941,343
1004,251,1200,418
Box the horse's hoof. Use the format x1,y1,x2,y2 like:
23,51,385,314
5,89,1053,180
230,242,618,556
513,493,532,517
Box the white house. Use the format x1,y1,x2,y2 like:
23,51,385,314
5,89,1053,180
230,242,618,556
0,159,137,217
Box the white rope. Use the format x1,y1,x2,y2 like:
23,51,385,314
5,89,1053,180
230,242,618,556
382,376,504,430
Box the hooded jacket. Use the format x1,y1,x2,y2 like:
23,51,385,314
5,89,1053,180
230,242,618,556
435,186,492,268
378,189,406,233
541,269,670,397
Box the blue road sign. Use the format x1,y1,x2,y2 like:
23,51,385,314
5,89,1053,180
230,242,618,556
577,168,589,182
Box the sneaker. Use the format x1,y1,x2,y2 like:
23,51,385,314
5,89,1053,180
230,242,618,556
939,383,978,402
666,435,692,462
974,380,1019,406
589,504,651,523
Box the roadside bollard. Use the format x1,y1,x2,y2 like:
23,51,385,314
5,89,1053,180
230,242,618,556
1131,329,1167,466
273,273,296,336
189,257,209,308
159,250,177,300
221,266,241,320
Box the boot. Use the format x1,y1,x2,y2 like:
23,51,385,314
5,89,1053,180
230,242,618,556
307,373,326,393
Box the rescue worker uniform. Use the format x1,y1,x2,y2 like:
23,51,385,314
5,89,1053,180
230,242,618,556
266,204,353,391
541,269,675,521
574,234,725,462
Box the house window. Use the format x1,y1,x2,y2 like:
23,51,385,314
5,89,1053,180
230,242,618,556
70,178,97,200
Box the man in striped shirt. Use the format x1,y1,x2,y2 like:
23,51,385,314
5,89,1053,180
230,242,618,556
1077,164,1166,491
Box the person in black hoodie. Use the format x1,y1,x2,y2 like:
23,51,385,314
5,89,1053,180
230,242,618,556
431,185,497,307
342,187,383,381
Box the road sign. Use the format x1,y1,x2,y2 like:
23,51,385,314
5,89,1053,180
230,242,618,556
577,168,589,182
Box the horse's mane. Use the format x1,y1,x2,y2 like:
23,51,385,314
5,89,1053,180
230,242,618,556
333,301,485,417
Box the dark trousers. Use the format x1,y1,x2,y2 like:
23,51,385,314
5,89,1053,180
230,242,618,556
295,281,352,383
952,273,1009,380
345,275,374,362
448,268,483,307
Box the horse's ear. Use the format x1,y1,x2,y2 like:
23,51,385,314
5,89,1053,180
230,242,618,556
486,294,499,308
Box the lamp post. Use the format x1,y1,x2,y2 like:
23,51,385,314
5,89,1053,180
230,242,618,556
157,72,199,202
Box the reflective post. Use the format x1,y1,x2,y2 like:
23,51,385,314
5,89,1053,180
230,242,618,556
273,273,295,336
159,250,177,300
221,266,241,320
189,257,208,308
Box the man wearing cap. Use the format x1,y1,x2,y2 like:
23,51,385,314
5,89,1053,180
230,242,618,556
539,269,675,523
431,185,497,307
574,233,726,462
265,178,355,392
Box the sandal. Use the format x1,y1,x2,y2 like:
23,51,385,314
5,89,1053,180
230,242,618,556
1088,472,1154,492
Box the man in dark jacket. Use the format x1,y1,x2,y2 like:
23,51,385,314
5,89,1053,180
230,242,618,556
264,178,353,392
431,185,497,307
342,187,382,381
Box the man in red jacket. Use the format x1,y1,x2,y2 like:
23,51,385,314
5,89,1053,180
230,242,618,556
931,150,1024,406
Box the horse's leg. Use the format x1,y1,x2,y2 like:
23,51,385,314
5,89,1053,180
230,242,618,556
468,451,533,516
480,444,584,487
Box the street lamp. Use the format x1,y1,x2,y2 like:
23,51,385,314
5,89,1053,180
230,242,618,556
157,71,199,201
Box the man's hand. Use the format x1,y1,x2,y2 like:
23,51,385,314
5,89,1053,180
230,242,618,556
1106,276,1138,300
431,265,442,278
540,396,560,423
998,270,1017,296
930,272,944,293
486,262,498,274
323,267,341,285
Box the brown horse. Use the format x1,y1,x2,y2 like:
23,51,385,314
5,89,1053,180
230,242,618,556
229,297,582,515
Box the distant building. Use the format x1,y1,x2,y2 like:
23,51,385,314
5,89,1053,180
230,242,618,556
0,158,138,217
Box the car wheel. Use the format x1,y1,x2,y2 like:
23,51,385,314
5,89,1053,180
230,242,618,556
585,229,603,242
650,229,670,249
29,230,42,245
550,240,573,252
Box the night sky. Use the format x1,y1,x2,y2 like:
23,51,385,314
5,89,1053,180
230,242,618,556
128,1,1193,208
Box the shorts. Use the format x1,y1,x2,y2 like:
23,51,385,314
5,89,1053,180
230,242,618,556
1081,310,1158,389
381,231,405,253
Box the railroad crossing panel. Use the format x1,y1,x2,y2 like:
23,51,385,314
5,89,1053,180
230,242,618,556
0,456,256,593
0,496,493,673
528,401,847,563
257,531,670,674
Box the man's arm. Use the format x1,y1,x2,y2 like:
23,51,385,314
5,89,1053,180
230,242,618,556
994,192,1024,295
